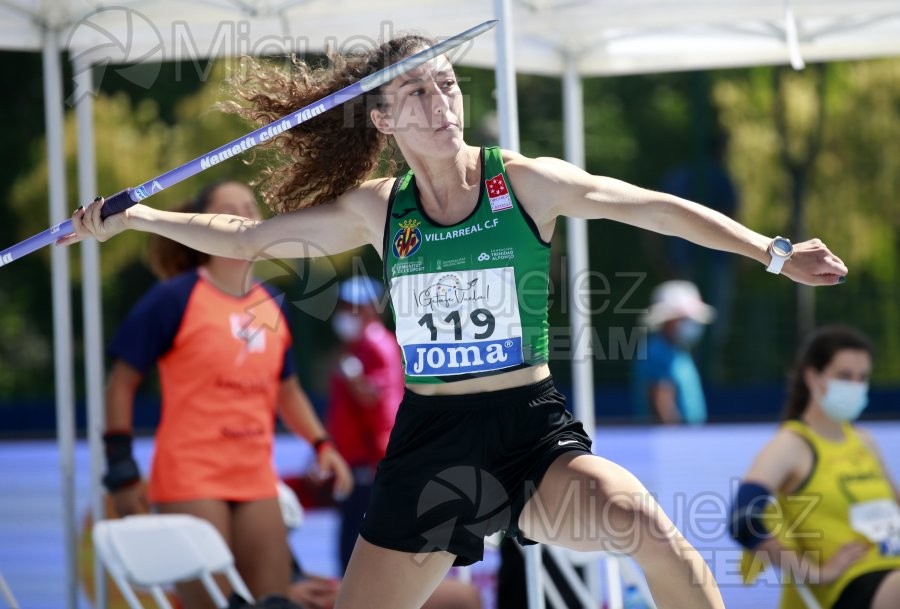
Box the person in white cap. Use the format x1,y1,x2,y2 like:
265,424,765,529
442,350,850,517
632,280,716,424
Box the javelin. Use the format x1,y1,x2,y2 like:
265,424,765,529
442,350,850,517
0,19,497,268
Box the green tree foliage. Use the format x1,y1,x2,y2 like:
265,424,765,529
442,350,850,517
3,64,259,399
11,94,167,279
713,60,900,382
3,93,172,397
2,55,899,403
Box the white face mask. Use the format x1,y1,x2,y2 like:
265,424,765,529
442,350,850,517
819,379,869,422
332,312,363,342
674,318,705,348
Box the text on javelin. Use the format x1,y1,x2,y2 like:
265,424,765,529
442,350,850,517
199,103,326,170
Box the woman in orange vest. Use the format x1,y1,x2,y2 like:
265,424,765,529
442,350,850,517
102,181,353,608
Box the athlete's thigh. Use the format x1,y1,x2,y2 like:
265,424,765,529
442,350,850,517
231,497,291,598
872,569,900,609
518,452,672,553
155,499,233,609
336,537,456,609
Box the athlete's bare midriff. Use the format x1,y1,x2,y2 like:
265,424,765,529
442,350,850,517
404,362,552,396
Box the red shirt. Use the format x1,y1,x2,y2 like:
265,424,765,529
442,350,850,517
327,321,403,467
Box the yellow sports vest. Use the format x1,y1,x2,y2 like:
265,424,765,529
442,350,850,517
741,421,900,609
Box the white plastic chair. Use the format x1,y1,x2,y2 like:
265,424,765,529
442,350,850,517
524,544,658,609
93,514,254,609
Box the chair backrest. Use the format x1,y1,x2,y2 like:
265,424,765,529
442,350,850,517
181,516,255,603
524,544,658,609
93,514,254,609
107,515,207,586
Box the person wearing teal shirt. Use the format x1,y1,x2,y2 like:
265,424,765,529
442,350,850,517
632,280,714,424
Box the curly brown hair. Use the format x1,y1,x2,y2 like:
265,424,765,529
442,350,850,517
221,34,434,214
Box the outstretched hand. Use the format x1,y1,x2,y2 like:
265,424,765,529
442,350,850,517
57,196,131,247
781,239,848,286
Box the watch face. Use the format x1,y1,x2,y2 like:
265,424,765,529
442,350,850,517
772,237,793,257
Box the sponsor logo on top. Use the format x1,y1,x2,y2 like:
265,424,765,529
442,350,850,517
404,337,522,376
486,173,513,212
392,219,423,259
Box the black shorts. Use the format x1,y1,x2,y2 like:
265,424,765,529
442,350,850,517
832,568,896,609
359,377,593,566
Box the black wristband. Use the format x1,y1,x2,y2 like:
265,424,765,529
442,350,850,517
313,436,334,455
102,431,141,492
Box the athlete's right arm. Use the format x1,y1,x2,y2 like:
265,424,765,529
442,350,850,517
65,179,393,259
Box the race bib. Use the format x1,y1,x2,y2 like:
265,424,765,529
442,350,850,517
391,267,524,377
850,499,900,555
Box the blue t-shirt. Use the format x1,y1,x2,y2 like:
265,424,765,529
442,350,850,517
631,332,707,424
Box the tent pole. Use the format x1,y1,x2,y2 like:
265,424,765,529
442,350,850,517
74,54,107,609
493,2,547,609
42,25,78,609
563,50,605,605
493,0,520,151
783,0,806,70
524,544,545,609
562,55,596,437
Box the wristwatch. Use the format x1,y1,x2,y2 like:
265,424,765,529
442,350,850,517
766,236,794,274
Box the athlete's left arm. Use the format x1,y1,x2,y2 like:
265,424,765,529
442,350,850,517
504,153,847,287
277,375,353,498
857,428,900,503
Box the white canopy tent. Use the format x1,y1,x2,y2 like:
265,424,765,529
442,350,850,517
6,1,900,70
3,1,900,607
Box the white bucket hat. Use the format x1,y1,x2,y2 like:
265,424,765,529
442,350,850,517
640,280,716,329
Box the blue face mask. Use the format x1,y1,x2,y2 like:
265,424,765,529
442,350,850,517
820,379,869,422
674,319,705,348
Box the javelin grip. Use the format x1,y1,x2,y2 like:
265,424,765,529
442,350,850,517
100,189,139,220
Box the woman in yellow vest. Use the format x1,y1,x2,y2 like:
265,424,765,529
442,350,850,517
730,325,900,609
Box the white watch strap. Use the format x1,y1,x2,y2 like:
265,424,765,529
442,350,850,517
766,253,787,274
